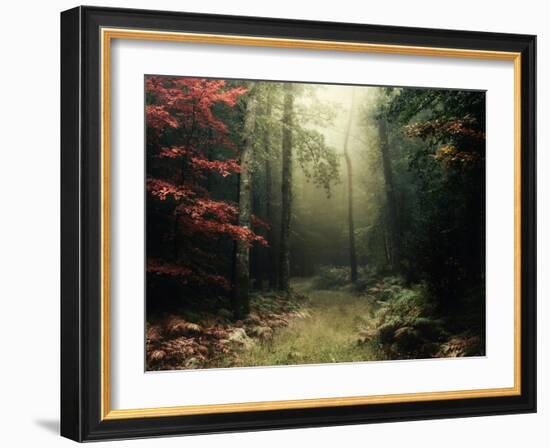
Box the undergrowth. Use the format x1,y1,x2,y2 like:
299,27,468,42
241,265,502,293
358,279,483,359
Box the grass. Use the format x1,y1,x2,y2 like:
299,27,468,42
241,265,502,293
230,278,379,367
148,273,481,370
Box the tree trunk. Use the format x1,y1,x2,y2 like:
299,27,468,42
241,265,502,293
251,189,262,289
263,97,278,290
377,116,399,269
343,90,358,283
278,83,294,292
232,83,257,319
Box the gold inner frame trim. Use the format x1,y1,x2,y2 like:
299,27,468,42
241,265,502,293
100,27,522,421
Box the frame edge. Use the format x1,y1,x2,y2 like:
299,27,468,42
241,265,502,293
61,5,537,441
61,6,84,442
519,33,537,414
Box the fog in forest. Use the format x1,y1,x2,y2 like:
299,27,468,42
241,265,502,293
145,77,486,370
290,85,390,276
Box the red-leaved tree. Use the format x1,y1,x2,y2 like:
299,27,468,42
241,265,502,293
145,76,265,292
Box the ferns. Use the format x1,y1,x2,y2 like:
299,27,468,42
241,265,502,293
358,282,448,358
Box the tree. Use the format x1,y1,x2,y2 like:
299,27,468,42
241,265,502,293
377,113,400,270
262,90,278,289
388,88,485,315
145,77,265,302
232,82,258,318
342,89,358,283
278,83,294,292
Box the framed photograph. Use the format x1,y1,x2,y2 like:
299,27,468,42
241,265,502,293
61,6,536,441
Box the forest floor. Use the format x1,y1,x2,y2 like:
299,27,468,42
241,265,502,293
147,274,483,371
232,278,378,367
146,277,379,371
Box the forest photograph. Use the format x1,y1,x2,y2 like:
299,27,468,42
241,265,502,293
145,75,486,371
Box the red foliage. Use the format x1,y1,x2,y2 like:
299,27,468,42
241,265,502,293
405,116,484,171
190,157,240,177
176,198,267,246
158,146,190,159
146,178,195,201
146,76,263,289
147,258,231,290
146,105,179,131
404,116,485,142
147,258,192,278
146,77,247,146
251,214,270,230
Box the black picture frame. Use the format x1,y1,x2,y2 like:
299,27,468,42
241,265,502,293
61,5,536,442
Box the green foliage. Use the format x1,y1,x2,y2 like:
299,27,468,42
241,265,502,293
311,266,353,289
293,126,340,195
311,265,377,291
249,81,340,196
375,87,486,317
358,282,450,359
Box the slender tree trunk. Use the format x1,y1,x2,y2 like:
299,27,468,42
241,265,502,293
343,90,358,283
278,83,294,292
251,190,262,289
233,83,257,319
263,97,278,290
265,157,276,289
377,116,399,269
383,226,392,264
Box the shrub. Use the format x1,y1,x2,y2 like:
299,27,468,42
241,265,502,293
311,266,350,289
358,283,448,358
311,265,377,291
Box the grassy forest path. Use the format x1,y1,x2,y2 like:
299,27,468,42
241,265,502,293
235,278,377,367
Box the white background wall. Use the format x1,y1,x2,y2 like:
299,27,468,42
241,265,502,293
0,0,546,446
